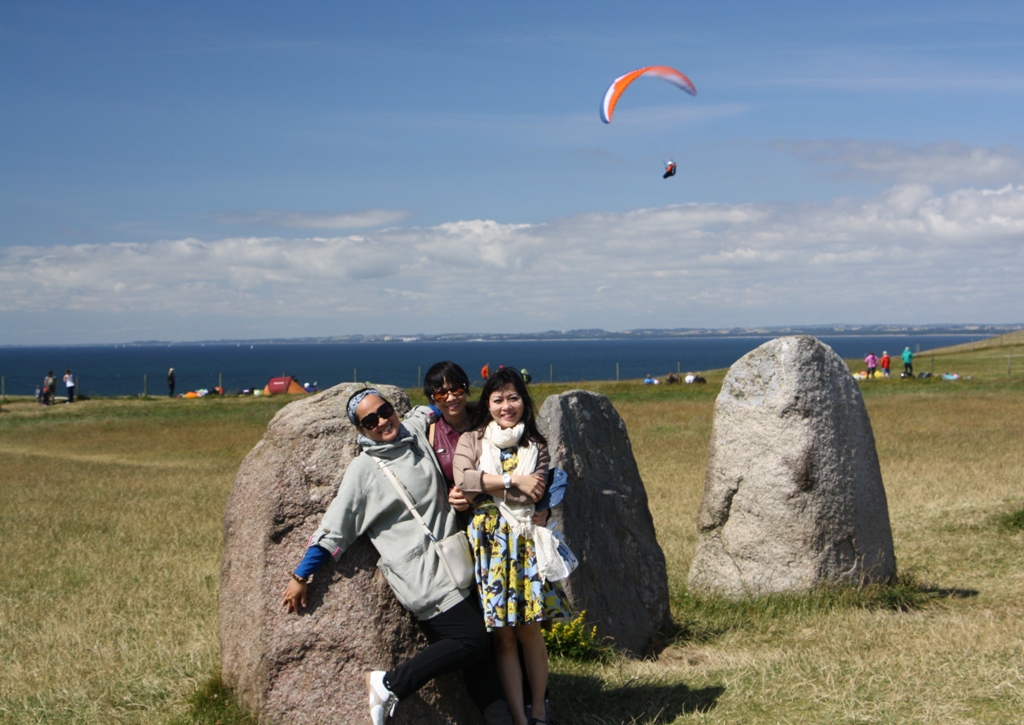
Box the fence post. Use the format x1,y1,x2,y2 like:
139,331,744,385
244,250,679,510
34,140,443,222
219,373,223,390
1010,350,1013,378
1,375,5,401
549,364,553,384
616,362,620,382
417,366,421,389
354,368,357,383
143,373,148,397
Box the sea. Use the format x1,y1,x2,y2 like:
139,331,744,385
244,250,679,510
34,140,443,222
0,334,990,398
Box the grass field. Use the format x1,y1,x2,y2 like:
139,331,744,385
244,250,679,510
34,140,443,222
1,339,1021,724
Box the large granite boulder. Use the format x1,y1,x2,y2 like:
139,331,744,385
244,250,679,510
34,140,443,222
219,383,481,724
688,336,896,598
538,390,671,656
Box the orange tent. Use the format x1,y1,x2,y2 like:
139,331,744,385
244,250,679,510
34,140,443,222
262,376,307,395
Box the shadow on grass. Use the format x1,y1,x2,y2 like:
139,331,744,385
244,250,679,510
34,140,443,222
170,672,257,725
183,667,724,725
550,672,724,724
920,586,979,599
668,570,978,647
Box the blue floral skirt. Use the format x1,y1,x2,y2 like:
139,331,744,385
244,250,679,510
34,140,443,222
468,501,571,630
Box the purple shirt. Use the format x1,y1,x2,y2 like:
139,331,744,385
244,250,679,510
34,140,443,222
431,414,463,489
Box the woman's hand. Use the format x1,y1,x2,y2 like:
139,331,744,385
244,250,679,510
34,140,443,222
514,471,546,502
282,578,308,613
531,508,550,526
448,486,472,512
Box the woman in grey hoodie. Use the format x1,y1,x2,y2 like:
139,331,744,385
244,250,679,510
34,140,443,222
281,388,511,725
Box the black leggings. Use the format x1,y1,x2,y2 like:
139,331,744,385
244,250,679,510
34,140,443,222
384,596,505,712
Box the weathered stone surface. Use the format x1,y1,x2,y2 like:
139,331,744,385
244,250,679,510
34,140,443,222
688,336,896,598
219,383,481,724
538,390,671,655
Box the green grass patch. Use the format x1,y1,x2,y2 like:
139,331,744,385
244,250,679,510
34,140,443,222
1000,507,1024,531
169,672,257,725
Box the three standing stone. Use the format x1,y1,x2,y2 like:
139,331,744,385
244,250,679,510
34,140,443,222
219,336,897,722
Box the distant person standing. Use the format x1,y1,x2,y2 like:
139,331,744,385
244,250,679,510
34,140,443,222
864,352,878,379
880,351,891,377
902,347,914,377
63,369,75,403
42,371,55,405
168,368,176,397
480,363,490,381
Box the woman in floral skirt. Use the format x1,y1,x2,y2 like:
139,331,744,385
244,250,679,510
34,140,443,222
453,367,570,725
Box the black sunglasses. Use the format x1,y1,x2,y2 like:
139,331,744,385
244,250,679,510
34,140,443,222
359,401,395,430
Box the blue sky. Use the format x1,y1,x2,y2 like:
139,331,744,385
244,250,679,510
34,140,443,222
2,1,1022,344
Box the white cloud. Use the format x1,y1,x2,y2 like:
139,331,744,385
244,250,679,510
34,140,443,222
210,209,410,229
784,140,1024,186
2,182,1022,339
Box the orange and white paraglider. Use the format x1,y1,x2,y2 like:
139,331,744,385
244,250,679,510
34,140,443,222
599,65,696,124
600,66,696,178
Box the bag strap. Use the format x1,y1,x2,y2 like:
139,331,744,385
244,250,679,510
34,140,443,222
373,457,464,587
372,458,437,543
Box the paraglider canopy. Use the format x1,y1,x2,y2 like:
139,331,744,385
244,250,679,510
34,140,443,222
600,65,696,124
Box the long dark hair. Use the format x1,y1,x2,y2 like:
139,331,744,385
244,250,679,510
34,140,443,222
471,367,546,446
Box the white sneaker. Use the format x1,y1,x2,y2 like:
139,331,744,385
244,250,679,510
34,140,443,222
365,671,398,725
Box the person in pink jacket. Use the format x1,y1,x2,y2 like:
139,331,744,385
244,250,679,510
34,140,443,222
864,352,879,378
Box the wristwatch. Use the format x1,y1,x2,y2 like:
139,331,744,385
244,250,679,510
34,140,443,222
502,473,512,490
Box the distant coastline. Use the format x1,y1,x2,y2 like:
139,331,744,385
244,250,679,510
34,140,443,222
2,331,1014,397
7,322,1019,348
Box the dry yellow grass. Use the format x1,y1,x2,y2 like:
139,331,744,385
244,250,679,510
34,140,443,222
0,397,289,724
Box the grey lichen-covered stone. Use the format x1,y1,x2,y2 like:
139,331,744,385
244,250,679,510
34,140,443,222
688,336,896,598
219,383,481,724
538,390,671,655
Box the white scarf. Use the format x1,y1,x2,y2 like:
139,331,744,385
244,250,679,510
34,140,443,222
479,421,562,582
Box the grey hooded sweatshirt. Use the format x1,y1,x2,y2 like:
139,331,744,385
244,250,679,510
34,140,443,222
308,406,469,620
